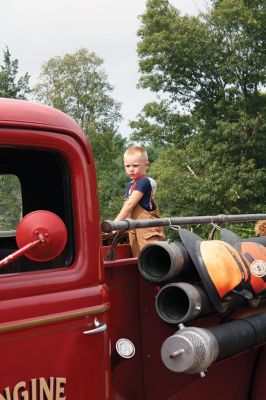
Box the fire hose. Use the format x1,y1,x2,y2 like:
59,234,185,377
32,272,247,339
161,311,266,375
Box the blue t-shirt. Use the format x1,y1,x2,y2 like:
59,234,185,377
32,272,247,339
125,176,155,211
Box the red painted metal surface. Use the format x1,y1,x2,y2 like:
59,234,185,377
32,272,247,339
0,99,110,399
16,210,67,261
0,315,109,399
0,129,100,299
105,259,144,399
0,98,90,157
105,257,266,400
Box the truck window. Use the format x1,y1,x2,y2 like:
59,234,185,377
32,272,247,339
0,147,75,274
0,174,22,232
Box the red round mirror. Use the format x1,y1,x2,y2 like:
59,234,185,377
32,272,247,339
16,210,67,261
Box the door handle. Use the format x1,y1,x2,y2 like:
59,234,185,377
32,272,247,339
83,318,107,335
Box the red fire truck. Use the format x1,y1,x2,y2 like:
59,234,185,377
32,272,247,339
0,98,265,400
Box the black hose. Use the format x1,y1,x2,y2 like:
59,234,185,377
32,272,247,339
138,241,195,283
155,282,216,324
161,311,266,374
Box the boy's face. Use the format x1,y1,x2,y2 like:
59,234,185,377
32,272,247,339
124,152,149,180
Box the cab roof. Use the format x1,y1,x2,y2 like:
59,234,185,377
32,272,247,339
0,98,88,146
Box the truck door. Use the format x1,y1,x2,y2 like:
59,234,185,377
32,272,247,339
0,127,110,399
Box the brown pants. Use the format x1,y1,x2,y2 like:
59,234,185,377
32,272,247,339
128,204,166,257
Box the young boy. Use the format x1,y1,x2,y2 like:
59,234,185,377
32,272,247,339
115,146,165,256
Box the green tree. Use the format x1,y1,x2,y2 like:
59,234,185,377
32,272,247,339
130,99,195,147
0,175,22,231
0,47,30,99
131,0,266,234
34,48,121,133
89,128,128,220
34,48,127,219
136,0,265,123
0,47,30,230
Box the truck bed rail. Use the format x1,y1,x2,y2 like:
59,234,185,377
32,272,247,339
101,213,266,233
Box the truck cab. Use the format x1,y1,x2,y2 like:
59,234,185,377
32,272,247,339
0,98,265,399
0,98,109,399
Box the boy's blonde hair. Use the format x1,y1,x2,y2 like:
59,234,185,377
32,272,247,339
255,220,266,237
124,146,148,162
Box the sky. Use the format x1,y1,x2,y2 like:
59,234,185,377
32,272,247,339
1,0,210,137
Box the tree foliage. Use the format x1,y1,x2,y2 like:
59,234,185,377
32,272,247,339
130,99,195,146
136,0,265,118
0,47,30,99
34,48,127,219
0,47,30,230
34,48,121,134
0,175,22,231
131,0,266,235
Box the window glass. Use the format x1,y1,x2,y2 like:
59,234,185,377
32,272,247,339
0,174,22,232
0,147,75,274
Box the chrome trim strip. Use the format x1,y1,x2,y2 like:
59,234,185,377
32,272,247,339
0,304,110,334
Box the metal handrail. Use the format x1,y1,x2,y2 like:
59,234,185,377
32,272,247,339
101,214,266,233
